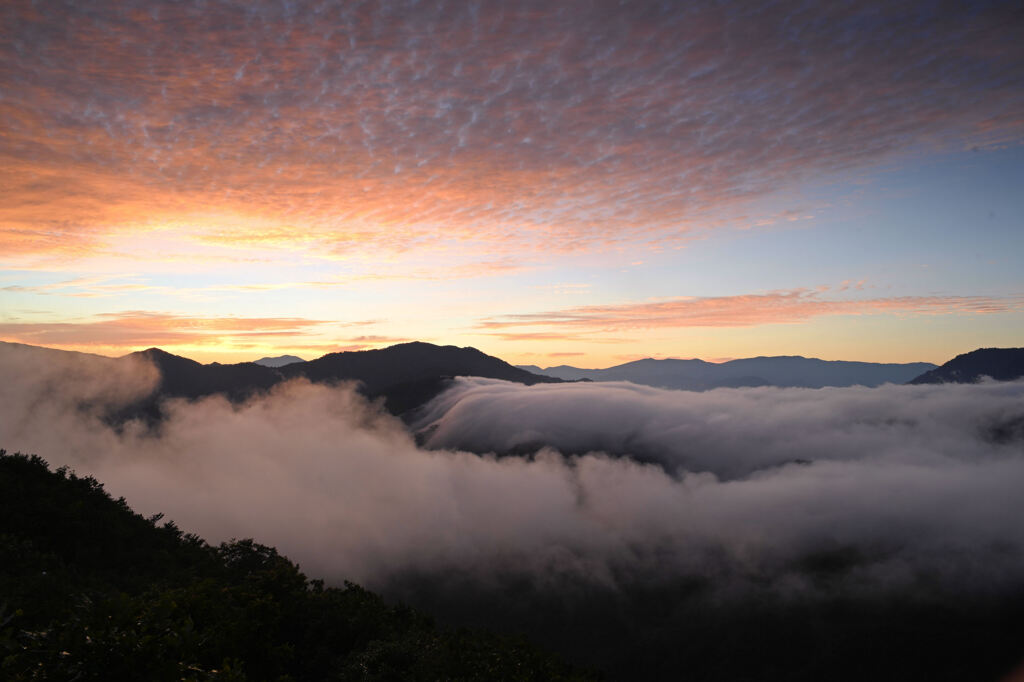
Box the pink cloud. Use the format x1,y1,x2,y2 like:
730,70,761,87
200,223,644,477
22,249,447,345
0,311,331,348
479,289,1024,331
2,1,1021,262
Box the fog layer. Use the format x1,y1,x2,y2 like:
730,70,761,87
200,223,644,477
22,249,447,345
3,345,1024,596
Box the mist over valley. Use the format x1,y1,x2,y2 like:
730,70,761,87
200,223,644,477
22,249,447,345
3,340,1024,679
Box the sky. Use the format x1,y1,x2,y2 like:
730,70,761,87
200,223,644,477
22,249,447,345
1,0,1022,366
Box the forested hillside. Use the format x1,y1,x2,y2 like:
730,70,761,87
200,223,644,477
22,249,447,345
0,450,589,681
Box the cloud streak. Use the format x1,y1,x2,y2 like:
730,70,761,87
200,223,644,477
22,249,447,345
479,288,1024,331
0,311,331,348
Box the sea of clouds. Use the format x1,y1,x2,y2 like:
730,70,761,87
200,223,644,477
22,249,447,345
3,343,1024,597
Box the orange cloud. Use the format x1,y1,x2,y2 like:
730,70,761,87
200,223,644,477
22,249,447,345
483,331,634,344
479,289,1024,332
345,336,412,344
483,332,588,342
2,276,174,298
0,312,331,349
3,1,1022,266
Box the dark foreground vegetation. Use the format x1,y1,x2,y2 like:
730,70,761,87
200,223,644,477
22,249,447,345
0,450,589,681
4,442,1024,681
390,567,1024,682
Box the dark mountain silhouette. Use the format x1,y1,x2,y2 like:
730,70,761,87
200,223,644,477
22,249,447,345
0,341,558,420
100,348,281,424
126,342,562,417
279,342,561,415
520,356,937,390
909,348,1024,384
253,354,305,367
129,348,281,401
282,342,557,392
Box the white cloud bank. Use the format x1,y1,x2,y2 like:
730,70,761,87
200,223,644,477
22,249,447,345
3,344,1024,597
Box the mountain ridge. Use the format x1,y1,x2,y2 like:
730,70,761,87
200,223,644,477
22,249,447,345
519,355,938,390
8,340,1022,416
0,340,560,420
909,347,1024,384
282,341,558,392
254,354,305,367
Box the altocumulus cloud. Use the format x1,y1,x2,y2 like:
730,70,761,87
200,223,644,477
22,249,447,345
3,344,1024,596
4,0,1023,262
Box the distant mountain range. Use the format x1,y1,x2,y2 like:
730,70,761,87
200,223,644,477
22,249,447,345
4,341,1022,426
127,342,562,418
283,341,554,392
909,348,1024,384
254,354,305,367
0,341,559,421
277,341,560,414
518,356,938,390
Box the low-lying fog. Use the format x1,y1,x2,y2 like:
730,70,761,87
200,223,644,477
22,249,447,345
4,344,1023,593
4,344,1024,677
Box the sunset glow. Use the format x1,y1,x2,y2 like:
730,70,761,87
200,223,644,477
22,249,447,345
2,0,1022,365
